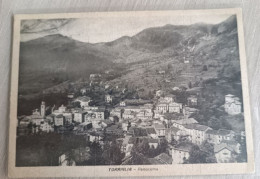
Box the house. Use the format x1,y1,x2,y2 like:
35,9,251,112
80,88,87,95
30,112,44,126
105,94,113,103
120,101,126,106
75,96,91,108
40,121,54,133
122,110,136,120
171,143,193,164
222,140,241,154
159,94,176,103
187,95,198,106
136,110,153,120
110,108,122,119
152,153,173,164
67,93,74,99
88,132,104,142
154,109,164,119
172,118,198,130
183,124,211,145
74,111,87,123
122,121,131,132
140,103,153,113
120,99,152,107
54,114,64,126
158,70,165,75
182,106,199,117
206,129,235,145
156,103,168,113
89,109,105,119
58,105,67,113
154,123,166,137
124,106,142,113
148,138,159,149
156,90,164,97
214,143,237,163
165,126,183,143
126,137,159,156
224,94,242,115
168,102,182,113
59,153,76,166
84,106,99,111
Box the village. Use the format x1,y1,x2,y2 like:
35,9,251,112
17,72,246,166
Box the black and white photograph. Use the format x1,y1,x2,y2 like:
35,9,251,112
8,9,254,177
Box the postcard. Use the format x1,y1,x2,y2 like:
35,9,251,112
8,8,254,178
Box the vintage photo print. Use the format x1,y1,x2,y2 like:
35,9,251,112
8,9,254,178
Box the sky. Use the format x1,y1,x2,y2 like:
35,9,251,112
20,13,233,43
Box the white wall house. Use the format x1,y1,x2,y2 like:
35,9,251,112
224,94,242,115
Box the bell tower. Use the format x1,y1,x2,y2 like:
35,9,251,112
40,101,46,117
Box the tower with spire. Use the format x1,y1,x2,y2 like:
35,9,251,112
40,101,46,117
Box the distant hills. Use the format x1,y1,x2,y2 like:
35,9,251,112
19,15,240,97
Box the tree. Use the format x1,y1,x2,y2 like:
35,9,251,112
202,65,208,71
88,141,104,165
103,140,125,165
188,81,192,89
200,141,217,163
188,145,207,163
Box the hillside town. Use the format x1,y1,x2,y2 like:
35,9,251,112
17,72,246,166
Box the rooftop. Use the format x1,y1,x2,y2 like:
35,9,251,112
154,123,166,129
76,96,91,102
145,127,156,134
214,143,235,153
174,142,194,152
183,123,209,131
154,153,173,164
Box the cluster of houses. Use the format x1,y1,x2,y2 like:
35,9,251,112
17,78,244,165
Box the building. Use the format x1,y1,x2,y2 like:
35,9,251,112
172,118,198,130
187,95,198,106
58,104,67,113
156,103,168,113
168,102,182,113
80,88,87,95
156,90,164,97
124,106,142,113
214,143,237,163
166,126,184,143
224,94,242,115
105,94,113,103
30,110,44,126
206,129,235,145
159,94,176,103
171,143,193,164
183,124,211,145
149,153,173,164
110,108,122,119
120,101,126,106
136,110,153,120
154,123,166,137
73,111,87,123
122,110,136,120
54,114,64,126
75,96,91,108
40,121,54,133
183,106,199,117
